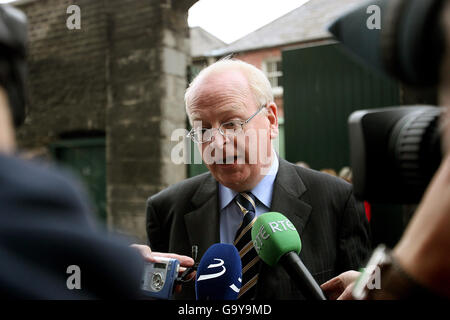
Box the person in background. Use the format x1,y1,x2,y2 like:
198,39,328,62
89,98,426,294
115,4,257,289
295,161,310,169
338,166,352,183
320,168,337,177
337,166,371,222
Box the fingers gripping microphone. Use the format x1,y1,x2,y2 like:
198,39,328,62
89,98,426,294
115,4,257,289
195,243,242,300
251,212,326,300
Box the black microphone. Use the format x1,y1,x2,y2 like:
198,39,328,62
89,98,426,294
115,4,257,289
280,252,326,300
252,212,326,300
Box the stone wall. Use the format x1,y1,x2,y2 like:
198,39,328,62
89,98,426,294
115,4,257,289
16,0,195,241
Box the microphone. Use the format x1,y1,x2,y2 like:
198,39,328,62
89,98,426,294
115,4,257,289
195,243,242,300
251,212,327,300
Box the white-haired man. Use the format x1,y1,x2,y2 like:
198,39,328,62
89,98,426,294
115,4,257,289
134,58,371,300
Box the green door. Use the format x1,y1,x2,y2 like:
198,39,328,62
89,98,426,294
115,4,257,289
282,43,405,248
282,43,400,170
51,138,106,222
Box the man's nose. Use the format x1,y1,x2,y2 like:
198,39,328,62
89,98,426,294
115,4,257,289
210,129,229,148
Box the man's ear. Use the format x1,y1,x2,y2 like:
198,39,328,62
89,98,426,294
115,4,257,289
266,102,279,139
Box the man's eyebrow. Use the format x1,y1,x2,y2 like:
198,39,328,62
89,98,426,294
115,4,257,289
190,114,202,122
189,113,207,126
189,104,246,122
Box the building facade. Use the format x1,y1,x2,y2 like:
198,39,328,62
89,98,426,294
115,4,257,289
15,0,196,241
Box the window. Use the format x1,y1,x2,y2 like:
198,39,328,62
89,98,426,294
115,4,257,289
263,58,283,96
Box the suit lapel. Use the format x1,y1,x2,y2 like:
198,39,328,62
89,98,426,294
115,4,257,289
256,158,312,298
270,158,312,237
183,159,312,261
184,173,220,258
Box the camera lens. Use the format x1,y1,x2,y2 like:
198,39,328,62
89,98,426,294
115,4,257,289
349,106,442,203
151,272,164,291
390,107,442,195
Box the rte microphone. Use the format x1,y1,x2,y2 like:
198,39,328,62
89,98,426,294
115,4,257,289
251,212,327,300
195,243,242,300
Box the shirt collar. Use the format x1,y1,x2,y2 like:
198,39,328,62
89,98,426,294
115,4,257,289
219,152,279,210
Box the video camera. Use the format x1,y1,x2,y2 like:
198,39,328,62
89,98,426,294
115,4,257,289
329,0,447,204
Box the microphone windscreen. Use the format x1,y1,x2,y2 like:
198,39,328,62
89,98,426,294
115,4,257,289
195,243,242,300
251,212,301,267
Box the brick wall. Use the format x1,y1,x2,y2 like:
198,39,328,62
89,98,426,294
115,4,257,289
17,0,108,148
16,0,195,241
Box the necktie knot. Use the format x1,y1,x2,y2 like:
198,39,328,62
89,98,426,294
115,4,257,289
235,192,256,215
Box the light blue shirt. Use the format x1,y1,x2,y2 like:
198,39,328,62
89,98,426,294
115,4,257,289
219,155,279,244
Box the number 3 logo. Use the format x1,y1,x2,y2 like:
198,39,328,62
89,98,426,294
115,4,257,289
197,258,226,281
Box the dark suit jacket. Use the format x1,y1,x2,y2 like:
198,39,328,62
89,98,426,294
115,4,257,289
0,153,144,299
146,158,371,299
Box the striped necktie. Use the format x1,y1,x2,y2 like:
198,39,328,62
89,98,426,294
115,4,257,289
234,192,260,300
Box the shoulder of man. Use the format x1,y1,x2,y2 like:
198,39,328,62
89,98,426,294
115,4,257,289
146,171,213,209
0,153,95,227
0,153,144,299
280,158,353,195
278,159,361,219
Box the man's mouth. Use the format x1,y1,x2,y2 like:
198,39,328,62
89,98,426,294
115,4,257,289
217,155,242,165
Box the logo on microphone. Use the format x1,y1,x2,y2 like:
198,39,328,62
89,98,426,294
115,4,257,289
197,258,226,281
229,277,242,293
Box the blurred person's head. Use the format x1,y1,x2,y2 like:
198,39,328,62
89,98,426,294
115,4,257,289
295,161,310,169
339,166,353,183
184,58,279,192
320,168,337,177
0,4,28,154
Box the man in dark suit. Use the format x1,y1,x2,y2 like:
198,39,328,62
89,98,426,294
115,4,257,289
136,58,371,300
0,4,143,299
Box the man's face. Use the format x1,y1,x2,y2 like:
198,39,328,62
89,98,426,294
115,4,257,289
188,69,278,192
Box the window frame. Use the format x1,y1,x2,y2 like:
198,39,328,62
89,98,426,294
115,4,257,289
262,57,283,96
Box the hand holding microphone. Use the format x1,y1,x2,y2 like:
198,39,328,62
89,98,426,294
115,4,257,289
251,212,327,300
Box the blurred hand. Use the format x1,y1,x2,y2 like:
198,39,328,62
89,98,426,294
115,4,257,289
320,270,360,300
130,244,196,293
393,155,450,298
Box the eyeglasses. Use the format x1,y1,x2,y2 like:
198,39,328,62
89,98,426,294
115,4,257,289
187,105,267,144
